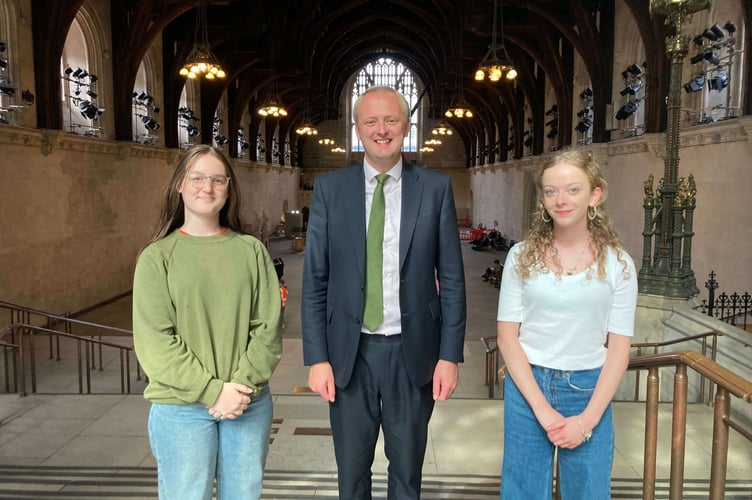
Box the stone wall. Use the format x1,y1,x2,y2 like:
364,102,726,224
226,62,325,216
0,126,298,316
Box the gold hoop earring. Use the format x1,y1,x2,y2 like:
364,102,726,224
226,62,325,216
541,209,552,223
588,206,597,220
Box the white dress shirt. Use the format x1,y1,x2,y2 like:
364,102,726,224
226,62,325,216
363,160,402,335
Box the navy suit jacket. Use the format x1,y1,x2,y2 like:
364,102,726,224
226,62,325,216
301,163,466,389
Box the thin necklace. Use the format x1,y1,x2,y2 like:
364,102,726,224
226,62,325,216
558,242,589,276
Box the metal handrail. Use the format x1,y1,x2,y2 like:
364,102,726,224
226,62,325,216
631,331,722,403
1,340,19,393
0,299,132,336
481,331,726,402
0,323,141,397
631,350,752,500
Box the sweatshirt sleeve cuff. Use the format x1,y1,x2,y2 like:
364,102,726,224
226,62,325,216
198,378,223,406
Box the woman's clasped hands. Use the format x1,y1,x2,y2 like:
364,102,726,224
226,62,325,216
206,382,254,420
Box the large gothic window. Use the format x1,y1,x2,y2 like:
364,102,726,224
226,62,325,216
350,57,420,153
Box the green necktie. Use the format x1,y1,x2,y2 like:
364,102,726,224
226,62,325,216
363,173,389,331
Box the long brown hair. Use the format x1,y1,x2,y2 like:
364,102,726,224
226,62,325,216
149,145,245,243
516,150,628,280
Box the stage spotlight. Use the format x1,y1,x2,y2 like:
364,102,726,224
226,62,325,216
546,127,558,139
545,105,558,116
579,88,593,99
0,59,7,70
545,118,558,127
690,52,705,65
708,24,725,40
576,107,590,118
0,79,15,97
704,51,721,66
723,21,736,34
615,101,639,120
707,72,728,91
627,64,643,76
21,89,34,104
141,116,160,130
683,74,706,93
620,82,643,96
79,100,104,120
186,125,200,137
575,118,592,134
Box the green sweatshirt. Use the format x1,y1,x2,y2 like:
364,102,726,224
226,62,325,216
132,230,282,406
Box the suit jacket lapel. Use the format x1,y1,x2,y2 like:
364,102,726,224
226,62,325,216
400,165,422,270
344,165,367,279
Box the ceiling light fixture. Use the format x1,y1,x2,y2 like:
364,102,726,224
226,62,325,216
295,90,318,135
445,31,473,118
258,77,287,117
179,1,226,80
431,123,453,135
474,0,517,82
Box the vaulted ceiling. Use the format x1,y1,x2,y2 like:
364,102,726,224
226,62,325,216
29,0,752,164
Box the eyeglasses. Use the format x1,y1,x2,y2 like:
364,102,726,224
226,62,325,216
185,172,231,189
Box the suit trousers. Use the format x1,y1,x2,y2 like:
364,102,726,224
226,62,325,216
330,333,435,500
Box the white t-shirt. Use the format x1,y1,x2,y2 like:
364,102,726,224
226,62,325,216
497,243,637,370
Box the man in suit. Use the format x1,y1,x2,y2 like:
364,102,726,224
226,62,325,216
301,86,467,499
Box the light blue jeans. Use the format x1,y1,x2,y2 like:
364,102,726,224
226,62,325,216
148,384,272,500
501,366,613,500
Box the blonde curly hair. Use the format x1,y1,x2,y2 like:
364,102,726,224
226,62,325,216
516,150,629,280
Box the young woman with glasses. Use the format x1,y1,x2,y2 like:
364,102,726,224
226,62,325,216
496,150,637,499
133,144,282,500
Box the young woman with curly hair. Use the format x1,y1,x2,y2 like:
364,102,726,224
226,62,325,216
496,150,637,499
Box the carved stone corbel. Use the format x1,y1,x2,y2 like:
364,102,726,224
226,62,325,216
40,129,63,156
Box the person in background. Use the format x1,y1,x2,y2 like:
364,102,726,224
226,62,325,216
132,144,283,500
273,256,285,280
496,150,637,499
482,259,502,282
302,86,466,500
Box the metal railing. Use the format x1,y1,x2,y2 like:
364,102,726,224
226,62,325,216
0,323,140,396
631,331,722,403
631,350,752,500
696,271,751,331
0,300,141,396
481,331,725,402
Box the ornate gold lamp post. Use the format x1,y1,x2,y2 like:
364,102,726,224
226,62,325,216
639,0,709,297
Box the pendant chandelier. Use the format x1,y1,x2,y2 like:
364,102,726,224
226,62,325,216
474,0,517,82
179,1,226,80
295,92,318,135
431,123,453,135
445,97,473,118
258,80,288,118
445,31,473,119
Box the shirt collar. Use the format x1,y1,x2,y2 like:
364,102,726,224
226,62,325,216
364,159,402,183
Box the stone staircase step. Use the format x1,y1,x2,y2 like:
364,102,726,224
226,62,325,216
1,465,750,499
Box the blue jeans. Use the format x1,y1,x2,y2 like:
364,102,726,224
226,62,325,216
148,384,273,500
501,366,613,500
